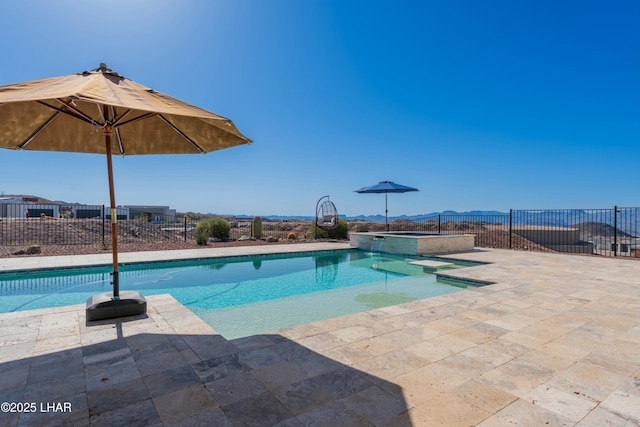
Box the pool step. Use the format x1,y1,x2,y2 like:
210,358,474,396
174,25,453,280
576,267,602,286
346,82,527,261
370,260,424,276
406,260,455,273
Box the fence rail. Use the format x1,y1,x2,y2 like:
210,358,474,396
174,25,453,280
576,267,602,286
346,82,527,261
1,204,638,258
389,206,639,258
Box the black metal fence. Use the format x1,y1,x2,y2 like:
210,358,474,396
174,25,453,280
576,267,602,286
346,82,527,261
0,205,181,246
1,203,638,258
388,206,639,258
0,205,305,247
227,219,307,241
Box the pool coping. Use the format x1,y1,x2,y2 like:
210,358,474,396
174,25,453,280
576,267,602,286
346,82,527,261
0,242,353,274
0,246,358,276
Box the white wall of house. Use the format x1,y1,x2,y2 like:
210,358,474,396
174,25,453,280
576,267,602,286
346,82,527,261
123,205,176,222
1,200,175,221
104,207,130,220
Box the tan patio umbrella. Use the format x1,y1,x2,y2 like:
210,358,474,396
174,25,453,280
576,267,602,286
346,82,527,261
0,63,252,320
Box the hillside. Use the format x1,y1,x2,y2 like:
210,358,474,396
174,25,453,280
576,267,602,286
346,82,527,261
578,222,633,238
1,194,58,204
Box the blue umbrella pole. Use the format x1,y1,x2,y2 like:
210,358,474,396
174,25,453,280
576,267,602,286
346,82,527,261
386,193,389,231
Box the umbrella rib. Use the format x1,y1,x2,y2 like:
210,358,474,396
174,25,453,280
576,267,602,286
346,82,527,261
52,99,103,127
111,111,159,155
36,99,97,125
110,108,135,128
115,112,157,128
18,110,62,149
108,105,126,154
114,127,125,154
157,114,206,153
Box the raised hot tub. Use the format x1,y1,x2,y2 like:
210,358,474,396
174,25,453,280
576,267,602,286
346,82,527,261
350,231,475,256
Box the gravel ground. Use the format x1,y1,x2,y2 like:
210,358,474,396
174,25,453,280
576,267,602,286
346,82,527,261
0,239,321,259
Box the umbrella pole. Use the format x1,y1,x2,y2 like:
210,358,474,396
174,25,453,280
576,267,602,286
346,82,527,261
385,193,389,231
85,131,146,320
104,130,120,298
86,125,147,322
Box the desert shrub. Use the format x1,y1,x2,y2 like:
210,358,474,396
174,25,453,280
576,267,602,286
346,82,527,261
310,218,348,239
196,217,231,245
287,232,297,241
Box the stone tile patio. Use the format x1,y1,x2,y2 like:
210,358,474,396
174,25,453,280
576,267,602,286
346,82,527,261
0,244,639,426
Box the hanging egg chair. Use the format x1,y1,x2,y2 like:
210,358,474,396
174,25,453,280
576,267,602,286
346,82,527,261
315,195,339,230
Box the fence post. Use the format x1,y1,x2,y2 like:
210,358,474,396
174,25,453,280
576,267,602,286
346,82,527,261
184,215,187,242
102,204,105,247
509,209,513,249
613,205,618,257
438,215,441,234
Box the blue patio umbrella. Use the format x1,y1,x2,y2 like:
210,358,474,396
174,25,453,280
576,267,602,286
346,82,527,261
355,181,419,230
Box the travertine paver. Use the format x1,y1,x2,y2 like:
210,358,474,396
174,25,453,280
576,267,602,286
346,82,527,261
0,245,638,426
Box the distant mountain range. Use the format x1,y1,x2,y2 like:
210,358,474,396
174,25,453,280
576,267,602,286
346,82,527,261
211,211,509,223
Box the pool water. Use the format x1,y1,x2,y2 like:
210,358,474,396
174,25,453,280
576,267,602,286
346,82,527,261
0,249,477,339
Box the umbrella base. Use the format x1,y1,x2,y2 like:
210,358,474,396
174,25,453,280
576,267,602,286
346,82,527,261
86,291,147,321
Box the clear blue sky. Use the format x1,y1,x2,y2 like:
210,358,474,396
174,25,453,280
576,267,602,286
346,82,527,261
1,0,638,217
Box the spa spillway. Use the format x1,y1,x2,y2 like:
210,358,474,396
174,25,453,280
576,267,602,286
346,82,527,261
350,231,474,255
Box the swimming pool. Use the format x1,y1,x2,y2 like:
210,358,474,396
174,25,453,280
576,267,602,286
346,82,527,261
0,249,480,339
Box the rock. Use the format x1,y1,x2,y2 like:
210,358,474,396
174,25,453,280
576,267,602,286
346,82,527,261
12,245,41,255
27,245,42,254
237,235,252,241
266,236,278,243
